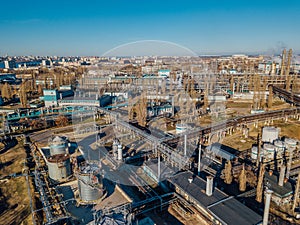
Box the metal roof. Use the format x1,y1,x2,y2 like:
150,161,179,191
206,142,238,160
207,197,262,225
264,172,293,198
169,171,227,207
169,171,262,225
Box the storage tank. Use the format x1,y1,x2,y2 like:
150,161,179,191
262,127,279,143
285,138,297,150
263,144,276,160
251,146,263,160
49,136,68,156
274,140,285,157
77,163,105,202
47,154,72,181
176,123,188,134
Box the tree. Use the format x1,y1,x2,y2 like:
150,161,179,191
239,164,247,192
37,84,43,95
19,83,28,107
55,115,69,127
135,95,147,127
1,83,12,101
256,163,265,203
224,160,233,184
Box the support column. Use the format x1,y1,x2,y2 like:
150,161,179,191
184,134,187,156
198,144,202,176
263,190,273,225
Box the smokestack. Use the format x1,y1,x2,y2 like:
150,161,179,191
263,189,273,225
278,165,286,186
206,176,214,196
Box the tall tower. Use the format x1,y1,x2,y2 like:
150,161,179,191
285,49,293,76
280,49,287,76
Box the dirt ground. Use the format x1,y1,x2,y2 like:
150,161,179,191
0,140,33,225
220,119,300,152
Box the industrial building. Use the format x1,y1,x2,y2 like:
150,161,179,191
168,171,262,225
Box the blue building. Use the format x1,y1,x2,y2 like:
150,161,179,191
43,89,59,107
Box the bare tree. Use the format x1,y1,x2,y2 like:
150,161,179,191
256,163,265,203
135,95,147,127
239,164,247,191
19,83,28,107
55,115,69,127
224,160,233,184
1,83,12,101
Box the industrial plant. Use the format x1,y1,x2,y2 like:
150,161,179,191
1,48,300,225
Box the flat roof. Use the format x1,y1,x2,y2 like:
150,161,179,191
169,171,227,207
208,197,262,225
206,142,239,160
264,172,293,197
169,171,262,225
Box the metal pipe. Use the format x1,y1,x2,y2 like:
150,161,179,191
184,134,187,156
278,165,286,186
206,176,213,196
198,144,201,176
158,155,161,182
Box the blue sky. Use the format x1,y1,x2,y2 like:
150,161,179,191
0,0,300,56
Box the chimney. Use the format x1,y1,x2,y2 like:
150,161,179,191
278,165,286,186
188,177,193,184
206,176,214,196
263,189,273,225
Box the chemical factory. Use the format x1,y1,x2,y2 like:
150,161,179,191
13,48,300,225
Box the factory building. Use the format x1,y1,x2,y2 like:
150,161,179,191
168,171,262,225
205,143,239,164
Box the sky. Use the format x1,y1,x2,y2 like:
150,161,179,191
0,0,300,56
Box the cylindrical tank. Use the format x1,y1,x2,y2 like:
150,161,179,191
251,146,263,160
49,136,68,156
117,144,123,161
47,154,71,181
263,143,275,160
262,127,279,143
285,138,297,150
274,140,285,157
78,163,105,202
176,123,188,134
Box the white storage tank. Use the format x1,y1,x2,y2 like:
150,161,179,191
263,143,276,160
262,127,279,143
251,146,263,160
176,123,188,134
274,140,285,157
285,138,298,150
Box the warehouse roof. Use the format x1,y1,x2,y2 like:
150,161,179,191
207,197,262,225
206,142,239,160
168,171,262,225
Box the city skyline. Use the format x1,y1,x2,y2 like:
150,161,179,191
1,0,300,56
